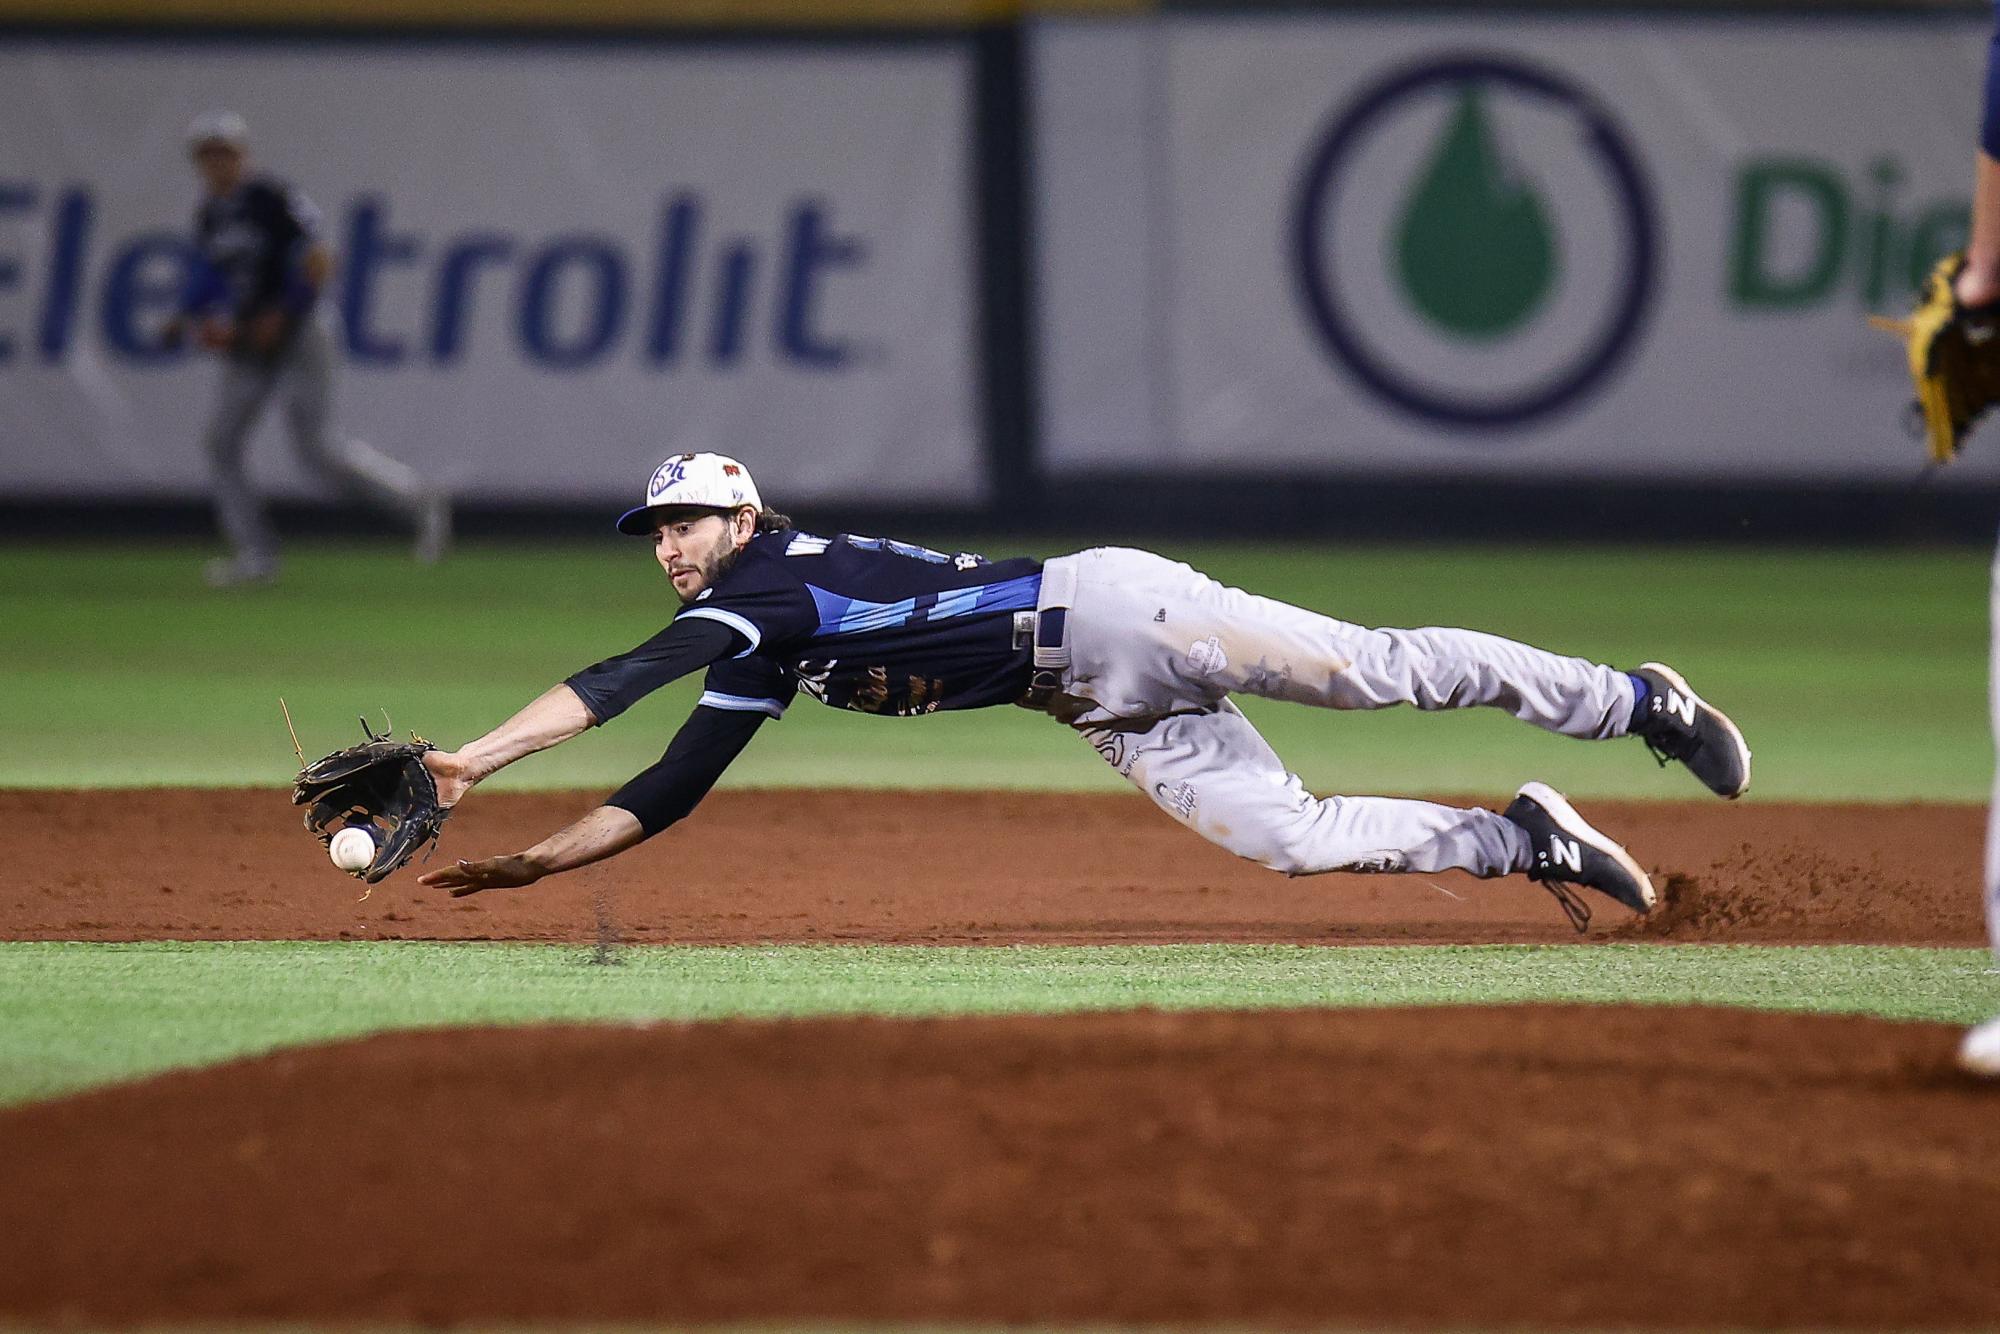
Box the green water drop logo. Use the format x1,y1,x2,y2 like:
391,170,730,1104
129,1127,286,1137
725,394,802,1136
1393,84,1556,341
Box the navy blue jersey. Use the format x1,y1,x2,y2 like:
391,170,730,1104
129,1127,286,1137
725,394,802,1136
685,530,1042,716
567,529,1043,727
564,529,1040,837
184,175,323,336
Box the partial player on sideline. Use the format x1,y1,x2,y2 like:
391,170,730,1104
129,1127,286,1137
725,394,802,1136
410,453,1751,930
1873,3,2000,1072
164,111,449,589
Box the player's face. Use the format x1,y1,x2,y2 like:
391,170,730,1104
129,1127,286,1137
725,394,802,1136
652,509,752,603
191,143,245,196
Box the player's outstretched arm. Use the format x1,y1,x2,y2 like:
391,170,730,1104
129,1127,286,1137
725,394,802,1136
423,683,598,806
417,805,644,896
426,617,742,804
419,702,769,896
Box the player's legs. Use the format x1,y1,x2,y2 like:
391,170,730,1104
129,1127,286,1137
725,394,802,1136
280,317,448,557
1060,547,1634,740
202,359,280,579
1079,699,1530,877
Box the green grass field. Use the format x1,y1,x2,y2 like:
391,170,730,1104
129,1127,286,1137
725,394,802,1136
5,539,1988,798
4,540,1994,1107
4,941,1997,1108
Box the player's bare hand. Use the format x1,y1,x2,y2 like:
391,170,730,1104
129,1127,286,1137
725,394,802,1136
246,309,287,352
1959,257,2000,308
424,749,482,808
419,854,544,897
195,316,233,350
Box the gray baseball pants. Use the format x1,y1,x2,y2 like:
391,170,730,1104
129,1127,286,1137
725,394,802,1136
1039,548,1638,879
204,315,429,563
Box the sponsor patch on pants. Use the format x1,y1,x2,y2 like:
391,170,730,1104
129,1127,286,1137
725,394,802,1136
1186,635,1227,678
1167,780,1198,819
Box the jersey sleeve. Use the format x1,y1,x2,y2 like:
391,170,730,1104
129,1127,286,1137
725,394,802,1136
281,184,324,243
247,180,318,315
564,614,743,724
247,180,308,248
698,652,798,720
604,703,768,836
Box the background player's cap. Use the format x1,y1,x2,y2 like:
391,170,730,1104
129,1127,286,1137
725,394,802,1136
186,110,250,153
616,452,763,535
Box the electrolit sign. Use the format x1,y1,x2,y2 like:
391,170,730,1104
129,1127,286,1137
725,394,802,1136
0,186,868,374
0,39,981,503
1291,54,1659,429
1034,18,1991,483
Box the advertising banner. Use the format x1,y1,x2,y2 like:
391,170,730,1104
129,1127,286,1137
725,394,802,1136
0,39,980,503
1033,16,2000,481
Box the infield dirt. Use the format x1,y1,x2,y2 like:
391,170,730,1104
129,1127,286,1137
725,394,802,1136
10,787,1997,1329
2,787,1984,944
4,1006,1998,1328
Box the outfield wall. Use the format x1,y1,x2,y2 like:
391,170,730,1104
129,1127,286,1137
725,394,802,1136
0,34,991,506
1031,13,2000,485
3,7,1999,535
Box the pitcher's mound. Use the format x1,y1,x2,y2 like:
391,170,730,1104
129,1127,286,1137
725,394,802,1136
4,1006,1997,1329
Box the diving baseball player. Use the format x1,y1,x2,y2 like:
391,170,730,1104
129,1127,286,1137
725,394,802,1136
411,453,1750,930
166,111,449,588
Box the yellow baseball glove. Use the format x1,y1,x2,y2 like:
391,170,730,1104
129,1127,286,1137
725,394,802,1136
1871,252,2000,464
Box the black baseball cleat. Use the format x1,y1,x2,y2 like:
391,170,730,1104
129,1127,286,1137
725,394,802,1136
1503,781,1655,932
1630,662,1752,800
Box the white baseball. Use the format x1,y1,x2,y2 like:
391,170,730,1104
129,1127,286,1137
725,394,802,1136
328,826,377,874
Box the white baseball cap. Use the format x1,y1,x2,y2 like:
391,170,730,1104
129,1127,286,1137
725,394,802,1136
616,452,763,535
187,110,249,152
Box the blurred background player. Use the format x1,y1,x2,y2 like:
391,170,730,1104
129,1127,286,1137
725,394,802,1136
162,111,449,589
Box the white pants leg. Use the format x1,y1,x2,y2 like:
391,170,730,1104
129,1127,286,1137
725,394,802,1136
1080,701,1531,877
1046,547,1634,879
1055,547,1634,739
282,317,429,522
203,359,281,562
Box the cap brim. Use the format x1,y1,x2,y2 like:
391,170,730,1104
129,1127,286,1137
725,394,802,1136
615,505,659,535
617,501,745,534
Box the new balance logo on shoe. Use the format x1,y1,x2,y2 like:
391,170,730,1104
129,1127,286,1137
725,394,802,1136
1503,782,1655,925
1632,663,1751,799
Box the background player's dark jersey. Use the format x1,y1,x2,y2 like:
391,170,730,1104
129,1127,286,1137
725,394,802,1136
184,175,323,348
687,530,1042,717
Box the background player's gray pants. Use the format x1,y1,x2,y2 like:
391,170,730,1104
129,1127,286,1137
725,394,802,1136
204,315,428,563
1043,547,1638,879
